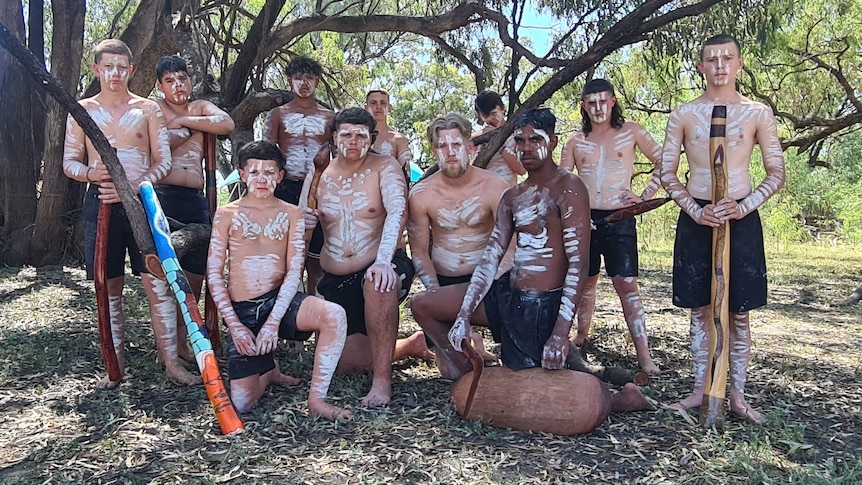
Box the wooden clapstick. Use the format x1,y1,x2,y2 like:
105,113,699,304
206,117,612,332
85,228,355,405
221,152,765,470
701,105,731,428
203,133,222,352
95,201,122,382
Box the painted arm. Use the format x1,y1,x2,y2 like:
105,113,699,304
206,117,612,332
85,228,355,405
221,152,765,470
543,176,591,369
167,101,235,135
255,207,306,355
407,187,438,289
62,114,92,182
449,193,514,351
558,133,578,172
736,108,785,216
635,125,663,201
660,109,708,222
262,109,279,143
140,102,173,186
501,136,526,175
365,159,409,292
206,208,256,356
396,135,412,167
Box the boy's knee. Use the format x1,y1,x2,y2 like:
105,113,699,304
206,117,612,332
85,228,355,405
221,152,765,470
323,302,348,334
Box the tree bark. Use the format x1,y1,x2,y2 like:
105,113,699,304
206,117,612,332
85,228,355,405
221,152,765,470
30,0,86,266
0,6,38,266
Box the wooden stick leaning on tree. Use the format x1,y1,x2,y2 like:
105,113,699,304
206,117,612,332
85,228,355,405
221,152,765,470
701,105,730,428
203,133,222,352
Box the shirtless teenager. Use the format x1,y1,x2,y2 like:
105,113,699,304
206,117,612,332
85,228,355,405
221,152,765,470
151,55,235,384
62,39,173,389
660,35,785,424
365,89,411,172
408,113,510,362
206,140,349,420
262,56,332,294
559,79,661,375
471,91,524,186
411,108,592,380
311,108,427,407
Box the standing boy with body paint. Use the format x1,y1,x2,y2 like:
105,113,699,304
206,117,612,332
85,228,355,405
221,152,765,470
471,91,524,186
411,108,591,380
149,55,235,384
559,79,662,375
63,39,174,389
263,56,332,294
309,108,428,407
365,88,411,172
408,113,511,362
660,34,785,423
207,140,350,420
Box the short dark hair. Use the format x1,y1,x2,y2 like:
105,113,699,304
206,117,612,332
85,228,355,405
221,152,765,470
514,108,556,135
580,78,625,133
286,56,323,78
475,90,505,117
700,34,741,61
155,55,188,82
332,107,377,133
237,140,285,171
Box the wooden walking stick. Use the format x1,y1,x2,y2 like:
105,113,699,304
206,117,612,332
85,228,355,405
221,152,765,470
701,105,731,428
203,133,222,352
95,201,122,382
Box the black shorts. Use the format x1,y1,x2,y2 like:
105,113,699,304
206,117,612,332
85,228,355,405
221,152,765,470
482,272,562,371
589,208,638,277
438,273,472,287
228,288,312,380
316,249,415,336
672,199,767,312
154,184,210,275
82,185,147,280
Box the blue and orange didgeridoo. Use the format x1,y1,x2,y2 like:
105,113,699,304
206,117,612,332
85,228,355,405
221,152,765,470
139,181,243,435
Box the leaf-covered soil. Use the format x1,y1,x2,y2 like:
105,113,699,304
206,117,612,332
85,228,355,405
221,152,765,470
1,244,860,484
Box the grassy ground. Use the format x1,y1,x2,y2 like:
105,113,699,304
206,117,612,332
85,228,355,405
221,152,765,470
1,242,861,484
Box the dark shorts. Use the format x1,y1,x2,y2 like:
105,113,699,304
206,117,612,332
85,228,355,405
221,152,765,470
83,184,147,280
589,208,638,277
672,199,767,312
482,272,562,371
273,178,324,258
228,288,312,380
316,249,415,336
154,184,210,275
438,273,473,287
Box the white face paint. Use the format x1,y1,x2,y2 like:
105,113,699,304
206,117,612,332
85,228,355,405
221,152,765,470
365,93,391,121
513,127,552,165
159,71,191,103
584,92,612,124
434,129,470,178
291,74,318,99
98,56,130,90
335,125,371,160
243,159,281,198
702,45,738,87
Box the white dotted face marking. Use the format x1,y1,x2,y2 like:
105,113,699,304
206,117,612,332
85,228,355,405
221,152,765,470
335,125,371,159
243,159,281,198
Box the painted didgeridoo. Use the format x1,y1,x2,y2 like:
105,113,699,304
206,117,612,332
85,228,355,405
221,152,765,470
452,367,614,435
701,105,730,428
203,133,222,352
139,182,243,435
95,201,122,382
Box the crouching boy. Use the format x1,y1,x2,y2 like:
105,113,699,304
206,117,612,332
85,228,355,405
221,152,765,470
207,140,350,420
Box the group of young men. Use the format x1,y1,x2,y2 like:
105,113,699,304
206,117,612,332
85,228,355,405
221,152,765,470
63,33,784,425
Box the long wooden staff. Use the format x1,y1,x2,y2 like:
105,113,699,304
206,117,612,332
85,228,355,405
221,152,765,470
597,197,672,226
203,133,222,352
701,105,730,428
94,201,121,381
140,182,243,435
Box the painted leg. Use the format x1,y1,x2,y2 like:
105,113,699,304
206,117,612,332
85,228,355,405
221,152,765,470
612,276,659,375
97,277,126,390
410,288,475,380
360,282,398,407
142,274,199,386
728,312,764,424
572,274,599,345
670,306,710,410
230,374,265,414
296,298,351,420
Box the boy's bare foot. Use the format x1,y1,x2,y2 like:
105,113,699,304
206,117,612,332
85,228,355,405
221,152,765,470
361,380,391,407
177,341,195,362
309,399,352,421
730,397,764,424
638,357,661,376
668,392,704,411
611,383,657,413
471,334,498,362
271,372,302,386
166,361,200,386
400,331,435,361
96,374,123,390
